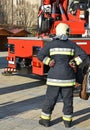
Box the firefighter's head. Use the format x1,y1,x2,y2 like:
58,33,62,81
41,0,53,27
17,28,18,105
56,23,70,40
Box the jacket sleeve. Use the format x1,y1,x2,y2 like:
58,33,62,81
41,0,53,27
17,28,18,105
37,43,51,65
73,42,88,65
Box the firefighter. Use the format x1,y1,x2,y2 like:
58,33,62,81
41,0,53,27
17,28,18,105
37,22,88,128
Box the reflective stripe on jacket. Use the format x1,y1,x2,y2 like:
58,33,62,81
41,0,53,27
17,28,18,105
46,78,76,86
50,48,74,56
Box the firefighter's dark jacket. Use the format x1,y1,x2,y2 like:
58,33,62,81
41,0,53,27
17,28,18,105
37,38,87,87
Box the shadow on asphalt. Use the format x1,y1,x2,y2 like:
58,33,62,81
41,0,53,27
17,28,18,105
0,56,7,69
50,107,90,127
0,77,46,119
0,94,45,119
0,80,46,95
0,87,90,127
72,107,90,126
51,117,62,126
0,74,89,126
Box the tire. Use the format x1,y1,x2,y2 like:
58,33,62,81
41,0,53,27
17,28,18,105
38,14,52,33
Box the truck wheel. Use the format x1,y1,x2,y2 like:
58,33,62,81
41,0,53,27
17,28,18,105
17,67,32,75
41,19,50,33
38,14,42,29
38,14,51,33
2,71,12,76
16,58,32,74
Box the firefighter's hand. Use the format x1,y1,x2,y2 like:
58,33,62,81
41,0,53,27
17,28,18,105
49,59,55,67
69,59,77,73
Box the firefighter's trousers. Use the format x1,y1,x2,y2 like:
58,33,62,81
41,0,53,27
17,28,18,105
42,85,73,116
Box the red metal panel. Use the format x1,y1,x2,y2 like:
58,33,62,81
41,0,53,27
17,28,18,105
8,38,44,57
8,37,44,75
32,56,44,75
32,39,44,75
7,37,90,76
72,39,90,55
50,20,85,35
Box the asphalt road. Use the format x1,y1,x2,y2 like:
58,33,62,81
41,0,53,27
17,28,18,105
0,52,90,130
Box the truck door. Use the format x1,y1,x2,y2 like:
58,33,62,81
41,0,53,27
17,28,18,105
32,46,44,76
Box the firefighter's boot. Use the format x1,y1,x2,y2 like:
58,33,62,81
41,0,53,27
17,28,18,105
63,120,72,128
39,118,50,127
62,116,72,128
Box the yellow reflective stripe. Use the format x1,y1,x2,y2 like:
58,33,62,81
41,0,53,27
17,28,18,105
50,51,74,56
74,57,82,65
63,116,72,121
41,115,51,120
43,57,51,65
50,48,74,56
46,81,76,86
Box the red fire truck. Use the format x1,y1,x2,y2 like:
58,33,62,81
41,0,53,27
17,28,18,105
3,0,90,77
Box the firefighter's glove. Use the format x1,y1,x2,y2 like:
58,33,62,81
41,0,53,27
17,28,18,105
49,59,55,67
69,59,77,73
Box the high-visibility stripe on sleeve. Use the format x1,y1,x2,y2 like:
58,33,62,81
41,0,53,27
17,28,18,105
41,112,51,120
74,56,82,65
50,48,74,56
46,78,76,86
43,56,51,65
